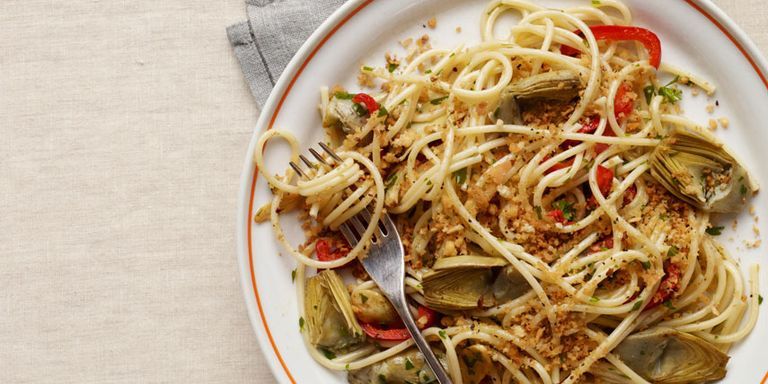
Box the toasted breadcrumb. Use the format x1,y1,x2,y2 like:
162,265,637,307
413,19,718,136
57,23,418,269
708,119,718,131
706,103,715,114
455,26,462,33
718,117,730,128
427,17,437,29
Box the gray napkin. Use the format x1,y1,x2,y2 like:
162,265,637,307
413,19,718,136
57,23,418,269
227,0,346,108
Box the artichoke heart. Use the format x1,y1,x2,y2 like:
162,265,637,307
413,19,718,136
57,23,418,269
348,349,447,384
650,126,758,212
323,95,368,134
459,345,495,384
421,255,507,311
497,70,583,125
613,327,729,384
304,270,363,351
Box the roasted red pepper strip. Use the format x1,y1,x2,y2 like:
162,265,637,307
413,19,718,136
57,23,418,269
315,237,350,262
548,209,567,224
596,165,614,196
360,323,410,341
623,184,638,206
544,158,575,175
614,82,635,119
646,263,682,310
351,93,379,114
361,306,438,341
561,25,662,68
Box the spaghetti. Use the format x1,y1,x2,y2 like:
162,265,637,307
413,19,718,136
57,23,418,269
254,1,761,383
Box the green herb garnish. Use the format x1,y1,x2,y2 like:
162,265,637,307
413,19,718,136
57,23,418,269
706,226,724,236
631,300,643,311
405,358,415,370
453,168,468,185
299,317,305,331
667,245,679,257
438,330,447,339
321,348,336,360
362,65,373,71
377,105,389,118
553,200,575,221
641,260,651,270
334,91,354,100
430,96,449,105
663,300,676,310
388,62,399,73
352,102,368,117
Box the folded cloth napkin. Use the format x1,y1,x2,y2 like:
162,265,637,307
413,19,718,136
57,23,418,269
227,0,346,108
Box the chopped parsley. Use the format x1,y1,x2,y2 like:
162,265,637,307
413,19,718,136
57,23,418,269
299,317,305,331
591,0,601,5
291,269,297,282
360,294,368,304
740,183,748,196
425,69,432,74
438,330,447,339
321,348,336,360
388,62,399,73
385,173,399,190
667,245,679,257
352,102,368,117
377,105,389,118
641,260,651,270
552,200,575,221
534,206,543,219
362,65,374,71
643,85,656,104
759,295,763,305
644,76,683,104
405,358,415,370
631,300,643,311
334,91,354,100
430,96,449,105
663,300,676,310
706,226,724,236
589,296,600,303
453,168,468,185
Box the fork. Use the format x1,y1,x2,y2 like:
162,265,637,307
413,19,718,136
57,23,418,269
291,143,453,384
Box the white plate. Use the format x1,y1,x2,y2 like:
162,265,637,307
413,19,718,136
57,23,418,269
236,0,768,382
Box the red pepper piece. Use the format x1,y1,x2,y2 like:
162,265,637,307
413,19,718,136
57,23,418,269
589,236,615,253
596,165,614,196
614,82,635,120
594,125,615,154
360,306,438,341
548,209,566,224
544,157,575,175
315,237,351,262
561,26,662,68
646,263,682,310
351,92,379,114
623,184,638,206
360,323,410,341
415,306,438,329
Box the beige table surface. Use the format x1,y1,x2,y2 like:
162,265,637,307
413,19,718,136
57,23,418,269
1,0,765,383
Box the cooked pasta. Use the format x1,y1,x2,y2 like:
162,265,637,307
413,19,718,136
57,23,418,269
253,1,761,383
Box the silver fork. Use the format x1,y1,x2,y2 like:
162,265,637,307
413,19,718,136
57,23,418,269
291,143,453,384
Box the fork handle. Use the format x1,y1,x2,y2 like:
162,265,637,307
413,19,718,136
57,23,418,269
389,293,454,384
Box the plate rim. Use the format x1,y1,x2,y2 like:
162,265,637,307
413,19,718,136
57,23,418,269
235,1,768,383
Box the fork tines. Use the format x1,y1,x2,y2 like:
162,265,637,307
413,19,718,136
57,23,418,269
289,142,342,179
